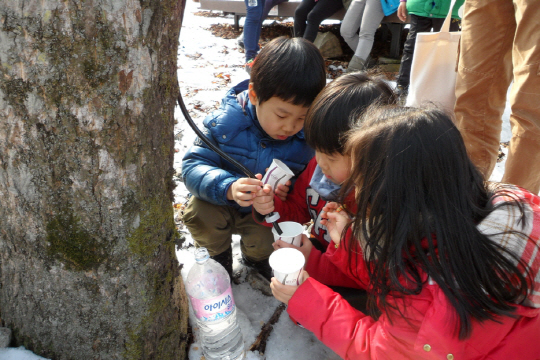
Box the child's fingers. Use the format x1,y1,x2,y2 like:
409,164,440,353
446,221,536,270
237,177,263,187
272,279,298,295
236,183,262,194
276,183,290,192
322,202,339,212
274,239,296,250
255,173,263,180
299,270,310,284
254,187,272,197
253,201,274,214
270,278,298,304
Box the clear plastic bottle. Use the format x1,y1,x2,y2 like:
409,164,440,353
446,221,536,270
248,0,258,7
186,247,245,360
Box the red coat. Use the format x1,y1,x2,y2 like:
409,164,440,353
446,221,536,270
271,157,360,289
272,158,333,246
288,187,540,359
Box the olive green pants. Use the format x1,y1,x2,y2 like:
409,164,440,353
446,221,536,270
183,196,275,261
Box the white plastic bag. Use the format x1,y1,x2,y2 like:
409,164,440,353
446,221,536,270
406,0,461,112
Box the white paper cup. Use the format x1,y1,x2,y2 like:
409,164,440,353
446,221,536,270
269,248,305,286
272,221,304,247
262,159,295,191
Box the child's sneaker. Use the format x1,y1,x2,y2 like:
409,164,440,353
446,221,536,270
245,58,255,75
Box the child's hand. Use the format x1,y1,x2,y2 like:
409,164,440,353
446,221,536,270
270,270,310,305
275,181,291,202
398,2,408,22
321,203,350,246
253,183,275,215
273,235,313,265
226,176,263,207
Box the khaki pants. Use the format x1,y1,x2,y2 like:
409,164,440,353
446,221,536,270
455,0,540,193
183,197,274,261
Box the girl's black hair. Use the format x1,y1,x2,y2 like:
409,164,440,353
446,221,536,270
304,72,396,154
250,36,326,107
342,105,532,339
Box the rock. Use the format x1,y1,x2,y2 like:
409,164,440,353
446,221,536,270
0,327,12,348
313,32,343,59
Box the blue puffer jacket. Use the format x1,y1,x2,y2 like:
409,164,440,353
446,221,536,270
182,80,315,213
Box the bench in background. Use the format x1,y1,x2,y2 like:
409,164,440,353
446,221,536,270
198,0,408,58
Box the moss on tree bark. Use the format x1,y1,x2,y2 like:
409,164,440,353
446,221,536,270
0,0,189,358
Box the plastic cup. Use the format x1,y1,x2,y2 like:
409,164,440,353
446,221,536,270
269,248,305,286
271,221,304,247
262,159,294,191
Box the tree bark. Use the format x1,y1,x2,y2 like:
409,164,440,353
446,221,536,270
0,0,188,358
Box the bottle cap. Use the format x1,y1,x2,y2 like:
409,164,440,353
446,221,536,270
194,247,210,264
265,212,280,223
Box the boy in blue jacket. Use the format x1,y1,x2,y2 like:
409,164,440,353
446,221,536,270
182,37,326,279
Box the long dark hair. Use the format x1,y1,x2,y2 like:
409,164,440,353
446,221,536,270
342,105,532,339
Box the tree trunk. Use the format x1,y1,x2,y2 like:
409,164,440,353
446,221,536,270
0,0,189,358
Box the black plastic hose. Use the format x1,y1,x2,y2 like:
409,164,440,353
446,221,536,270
176,92,255,178
176,91,283,235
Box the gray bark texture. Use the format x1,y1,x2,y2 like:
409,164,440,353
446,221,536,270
0,0,189,359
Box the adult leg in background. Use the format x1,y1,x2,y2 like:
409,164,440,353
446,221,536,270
294,0,317,38
340,0,367,53
396,15,436,89
354,0,384,60
238,0,288,52
502,0,540,193
454,0,514,181
302,0,344,42
243,0,266,62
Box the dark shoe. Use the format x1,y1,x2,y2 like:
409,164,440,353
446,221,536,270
211,248,233,280
395,85,408,105
241,254,273,281
237,32,245,49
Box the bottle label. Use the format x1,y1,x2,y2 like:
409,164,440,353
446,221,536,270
189,285,235,321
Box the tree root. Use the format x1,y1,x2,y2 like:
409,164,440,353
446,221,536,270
248,303,287,355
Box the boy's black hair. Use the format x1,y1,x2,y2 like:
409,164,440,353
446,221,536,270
343,105,532,340
250,37,326,107
304,72,396,154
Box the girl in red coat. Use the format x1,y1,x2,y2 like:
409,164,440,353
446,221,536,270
254,72,395,251
253,72,395,296
271,105,540,359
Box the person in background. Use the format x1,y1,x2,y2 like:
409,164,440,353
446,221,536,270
181,37,326,280
241,0,289,73
395,0,462,97
454,0,540,194
294,0,347,43
271,105,540,359
340,0,400,72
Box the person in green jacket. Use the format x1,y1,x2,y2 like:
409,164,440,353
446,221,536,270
395,0,463,96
